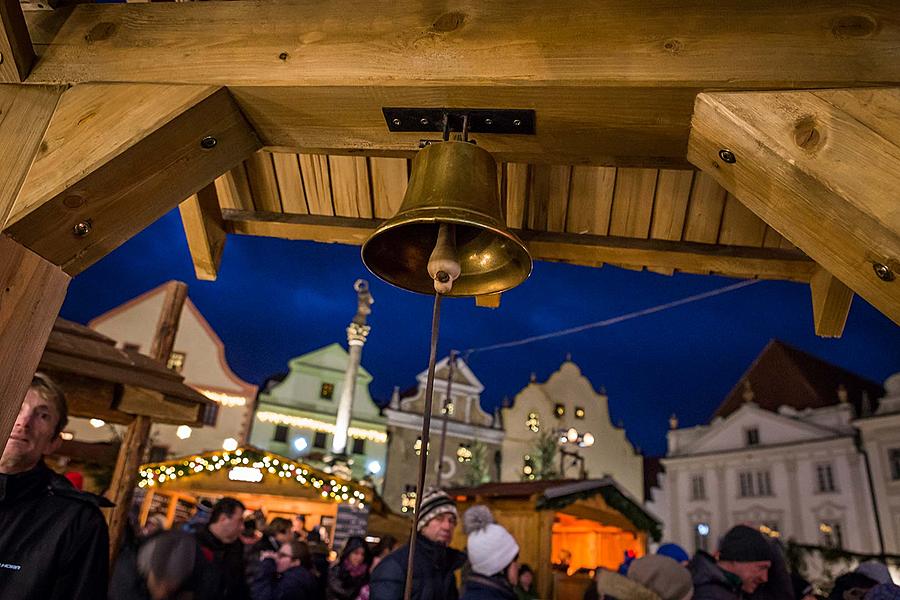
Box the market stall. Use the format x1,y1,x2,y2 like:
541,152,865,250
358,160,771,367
448,478,661,600
137,445,409,544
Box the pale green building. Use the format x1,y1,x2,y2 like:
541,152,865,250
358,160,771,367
249,343,388,488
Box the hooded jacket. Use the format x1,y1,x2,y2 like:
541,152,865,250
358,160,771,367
0,461,109,600
689,552,743,600
461,573,518,600
370,534,467,600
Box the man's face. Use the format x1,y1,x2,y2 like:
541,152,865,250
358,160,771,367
719,560,771,593
0,388,61,473
420,512,457,545
212,509,244,544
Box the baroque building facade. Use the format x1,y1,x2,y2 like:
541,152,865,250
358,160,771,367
382,355,504,513
248,343,388,489
500,359,644,501
649,340,888,558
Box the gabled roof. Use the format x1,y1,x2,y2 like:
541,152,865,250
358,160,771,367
714,340,884,419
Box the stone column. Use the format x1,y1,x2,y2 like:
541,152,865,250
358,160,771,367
330,280,373,463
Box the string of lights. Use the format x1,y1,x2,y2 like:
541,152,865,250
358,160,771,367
137,447,370,508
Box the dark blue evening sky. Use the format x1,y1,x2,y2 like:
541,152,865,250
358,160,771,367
60,209,900,456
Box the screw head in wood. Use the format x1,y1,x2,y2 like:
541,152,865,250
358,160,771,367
200,136,218,149
392,118,401,126
513,119,521,127
73,221,92,237
484,118,493,125
873,262,895,282
718,149,737,164
419,118,429,126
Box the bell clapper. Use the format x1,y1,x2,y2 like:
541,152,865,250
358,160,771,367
427,223,461,294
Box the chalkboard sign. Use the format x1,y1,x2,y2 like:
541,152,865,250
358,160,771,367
332,504,370,552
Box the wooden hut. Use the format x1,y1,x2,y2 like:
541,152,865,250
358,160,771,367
137,445,409,543
448,478,660,600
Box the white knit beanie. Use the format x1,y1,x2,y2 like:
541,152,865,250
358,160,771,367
463,505,519,577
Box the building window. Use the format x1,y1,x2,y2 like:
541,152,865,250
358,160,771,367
414,437,429,456
351,438,366,455
273,424,289,443
694,523,710,552
122,342,141,353
889,448,900,480
758,522,781,539
401,486,417,514
167,351,186,373
149,445,169,463
320,382,334,400
819,521,843,549
690,474,706,501
526,412,540,433
816,463,836,493
739,470,773,497
554,404,565,418
202,403,219,427
575,407,585,419
745,427,760,446
441,401,455,416
457,444,473,463
522,455,536,480
313,431,328,449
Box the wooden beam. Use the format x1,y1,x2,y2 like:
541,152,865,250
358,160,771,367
222,209,817,282
688,88,900,325
0,236,69,451
0,0,35,81
23,1,900,166
178,183,227,281
0,85,63,229
107,280,187,565
475,293,502,309
4,84,260,274
810,267,854,338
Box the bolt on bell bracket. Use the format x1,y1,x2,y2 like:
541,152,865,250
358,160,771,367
383,108,536,135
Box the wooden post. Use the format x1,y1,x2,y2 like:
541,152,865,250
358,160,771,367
107,280,188,563
0,235,70,450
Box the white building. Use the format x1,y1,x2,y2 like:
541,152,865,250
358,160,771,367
650,340,886,559
856,371,900,555
382,355,504,513
67,283,258,459
500,359,644,500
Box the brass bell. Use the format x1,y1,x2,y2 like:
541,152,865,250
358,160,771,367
361,141,532,296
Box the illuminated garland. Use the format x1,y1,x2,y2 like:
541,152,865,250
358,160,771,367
256,411,387,443
138,447,370,508
198,389,248,407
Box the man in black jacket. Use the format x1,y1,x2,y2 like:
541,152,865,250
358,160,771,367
0,373,110,600
194,496,251,600
370,489,467,600
690,525,772,600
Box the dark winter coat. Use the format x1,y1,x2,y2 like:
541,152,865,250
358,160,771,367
747,538,794,600
0,461,109,600
369,535,467,600
327,561,369,600
690,551,744,600
461,573,518,600
195,525,252,600
251,557,319,600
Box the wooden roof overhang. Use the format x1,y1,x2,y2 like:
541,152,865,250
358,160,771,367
1,0,899,339
40,317,215,427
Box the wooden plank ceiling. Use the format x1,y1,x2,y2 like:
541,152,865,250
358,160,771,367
215,151,813,282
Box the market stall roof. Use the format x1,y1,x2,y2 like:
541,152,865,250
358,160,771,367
138,445,376,507
447,477,661,541
40,317,214,427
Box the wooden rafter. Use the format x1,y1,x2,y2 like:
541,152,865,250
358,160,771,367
178,183,227,281
223,210,817,282
3,83,261,273
21,1,900,166
688,88,900,325
810,268,854,338
0,0,34,81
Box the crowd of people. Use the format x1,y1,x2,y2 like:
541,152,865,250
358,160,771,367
1,372,899,600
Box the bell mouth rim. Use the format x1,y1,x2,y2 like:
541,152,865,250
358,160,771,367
360,215,533,297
